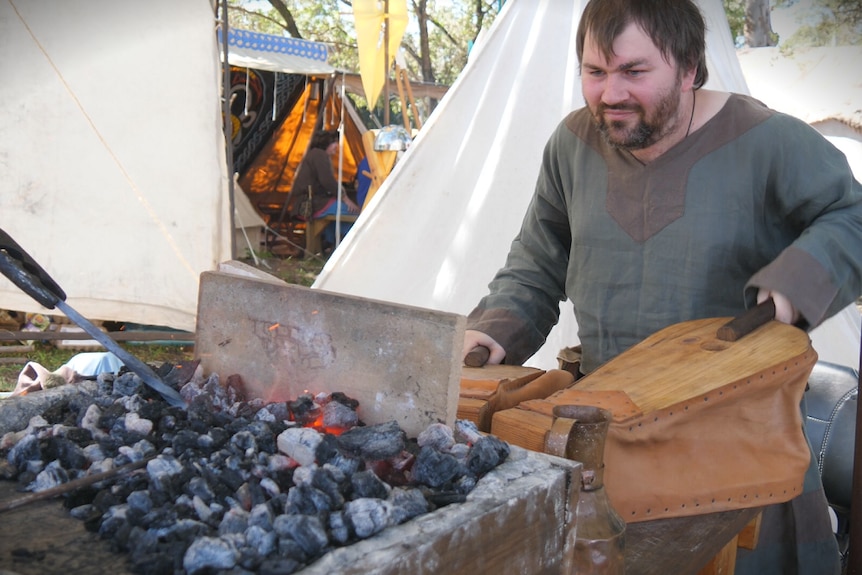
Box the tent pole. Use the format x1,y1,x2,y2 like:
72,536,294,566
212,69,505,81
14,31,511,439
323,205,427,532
383,0,390,126
220,0,237,260
335,73,346,248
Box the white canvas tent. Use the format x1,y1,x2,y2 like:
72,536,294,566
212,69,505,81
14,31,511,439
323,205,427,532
0,0,229,331
315,0,862,370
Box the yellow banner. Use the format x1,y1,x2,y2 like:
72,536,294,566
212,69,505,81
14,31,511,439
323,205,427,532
354,0,408,108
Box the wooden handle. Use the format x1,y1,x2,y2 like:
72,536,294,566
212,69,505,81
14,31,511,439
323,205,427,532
494,369,574,413
715,298,776,342
0,457,150,514
464,345,491,367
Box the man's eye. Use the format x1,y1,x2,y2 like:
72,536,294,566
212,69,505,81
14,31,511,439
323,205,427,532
627,69,644,77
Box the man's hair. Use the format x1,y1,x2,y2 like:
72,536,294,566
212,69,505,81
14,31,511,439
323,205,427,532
309,130,339,150
576,0,708,89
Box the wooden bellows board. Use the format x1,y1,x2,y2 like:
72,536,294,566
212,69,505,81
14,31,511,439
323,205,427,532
459,365,573,432
490,315,817,523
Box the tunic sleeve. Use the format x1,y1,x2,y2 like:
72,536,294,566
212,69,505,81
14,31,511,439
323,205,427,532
745,115,862,327
466,122,574,364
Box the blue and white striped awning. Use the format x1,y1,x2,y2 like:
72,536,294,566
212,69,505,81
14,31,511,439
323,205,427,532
220,29,334,75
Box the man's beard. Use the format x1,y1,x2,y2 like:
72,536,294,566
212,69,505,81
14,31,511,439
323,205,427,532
592,79,683,150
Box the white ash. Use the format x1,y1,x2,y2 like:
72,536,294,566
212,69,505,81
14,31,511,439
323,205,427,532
0,363,511,575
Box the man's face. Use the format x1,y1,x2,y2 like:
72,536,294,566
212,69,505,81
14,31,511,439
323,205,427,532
581,23,692,151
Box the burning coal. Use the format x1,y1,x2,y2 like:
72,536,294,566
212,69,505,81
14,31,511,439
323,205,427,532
0,363,510,574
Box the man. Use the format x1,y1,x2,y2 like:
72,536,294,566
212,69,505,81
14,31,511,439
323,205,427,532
462,0,862,572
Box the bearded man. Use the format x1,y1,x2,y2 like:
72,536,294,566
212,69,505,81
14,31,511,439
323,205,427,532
462,0,862,572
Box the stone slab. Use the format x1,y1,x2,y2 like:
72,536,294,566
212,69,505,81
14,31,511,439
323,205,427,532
195,269,465,437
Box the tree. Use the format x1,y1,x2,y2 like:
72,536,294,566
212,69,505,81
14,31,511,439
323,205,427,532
228,1,500,86
775,0,862,48
723,0,777,47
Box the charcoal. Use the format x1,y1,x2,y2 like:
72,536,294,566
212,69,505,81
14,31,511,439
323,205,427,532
288,394,320,426
467,434,511,476
260,555,303,575
329,391,360,411
7,433,41,471
314,433,339,464
277,427,322,466
321,401,359,430
388,487,429,524
336,420,406,460
146,453,184,492
59,425,94,446
127,489,153,514
78,404,103,437
455,473,478,495
187,475,215,502
231,430,259,457
127,525,159,561
449,442,470,460
98,402,127,430
276,537,309,563
417,422,455,451
455,419,483,444
192,495,214,523
323,450,361,479
308,466,346,509
351,469,389,500
260,402,290,423
171,429,199,453
284,482,334,515
236,479,269,509
0,364,513,574
153,517,210,542
425,490,467,508
183,535,239,574
260,476,281,498
249,501,275,530
98,504,129,539
328,510,351,544
219,466,246,492
344,497,394,539
272,514,329,558
92,487,122,511
27,459,69,492
208,426,230,449
69,502,99,520
113,372,143,397
412,445,465,488
41,398,76,426
219,507,250,535
118,439,156,463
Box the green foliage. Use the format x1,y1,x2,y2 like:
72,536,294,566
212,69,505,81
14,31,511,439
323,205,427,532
723,0,747,43
229,0,501,85
779,0,862,48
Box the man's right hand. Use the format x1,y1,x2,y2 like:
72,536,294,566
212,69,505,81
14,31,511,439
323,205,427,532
461,330,506,366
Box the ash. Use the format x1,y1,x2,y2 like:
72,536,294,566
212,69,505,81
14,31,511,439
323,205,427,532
0,364,510,575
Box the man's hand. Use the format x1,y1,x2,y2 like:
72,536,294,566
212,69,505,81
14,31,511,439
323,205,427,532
462,330,506,366
757,289,800,324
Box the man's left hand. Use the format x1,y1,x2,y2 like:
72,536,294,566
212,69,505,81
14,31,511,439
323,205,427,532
757,289,800,324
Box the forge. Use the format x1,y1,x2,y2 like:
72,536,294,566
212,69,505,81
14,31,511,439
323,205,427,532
0,266,580,574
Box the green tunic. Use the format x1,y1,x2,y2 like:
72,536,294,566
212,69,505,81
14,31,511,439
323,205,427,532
468,94,862,374
467,94,862,574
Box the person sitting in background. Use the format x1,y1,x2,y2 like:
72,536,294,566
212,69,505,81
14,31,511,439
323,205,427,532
291,130,360,250
355,156,372,209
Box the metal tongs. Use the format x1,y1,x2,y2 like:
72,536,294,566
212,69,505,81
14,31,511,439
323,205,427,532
0,227,187,408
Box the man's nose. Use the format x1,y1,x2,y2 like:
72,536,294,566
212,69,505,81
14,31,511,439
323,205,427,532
601,75,628,105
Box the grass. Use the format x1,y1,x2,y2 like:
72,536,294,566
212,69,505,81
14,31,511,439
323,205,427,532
0,254,325,393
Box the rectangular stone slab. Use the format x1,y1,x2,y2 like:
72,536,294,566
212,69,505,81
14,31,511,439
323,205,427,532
195,269,465,437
